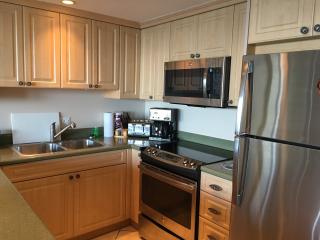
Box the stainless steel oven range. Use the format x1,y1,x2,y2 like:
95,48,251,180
139,142,233,240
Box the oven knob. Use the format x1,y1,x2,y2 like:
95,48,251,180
147,148,151,153
190,162,196,167
151,150,157,154
183,160,188,164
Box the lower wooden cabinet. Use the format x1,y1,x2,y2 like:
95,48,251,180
15,174,74,240
199,217,229,240
74,165,127,236
130,149,141,225
6,151,129,240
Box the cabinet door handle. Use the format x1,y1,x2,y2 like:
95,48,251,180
69,175,74,180
94,84,99,88
76,174,80,179
26,82,32,86
228,99,234,105
89,84,93,88
300,26,309,34
207,235,217,240
209,184,223,191
18,81,25,86
195,53,200,58
314,24,320,32
208,208,221,215
190,53,195,59
149,96,153,100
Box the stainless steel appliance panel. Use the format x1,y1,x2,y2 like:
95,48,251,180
238,51,320,147
231,136,320,240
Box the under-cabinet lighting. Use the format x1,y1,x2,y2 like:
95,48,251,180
61,0,75,5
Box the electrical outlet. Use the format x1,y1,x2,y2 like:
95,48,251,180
62,116,71,126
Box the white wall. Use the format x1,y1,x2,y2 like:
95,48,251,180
145,101,237,141
0,88,145,130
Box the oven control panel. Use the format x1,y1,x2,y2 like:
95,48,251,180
143,147,202,170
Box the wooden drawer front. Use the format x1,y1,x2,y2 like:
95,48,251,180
2,150,127,182
200,191,231,229
201,172,232,202
199,217,229,240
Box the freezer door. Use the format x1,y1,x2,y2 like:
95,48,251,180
231,137,320,240
237,50,320,147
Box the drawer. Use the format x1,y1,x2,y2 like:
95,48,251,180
199,216,229,240
200,191,231,229
2,150,127,182
201,172,232,202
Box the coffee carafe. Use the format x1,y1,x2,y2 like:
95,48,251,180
149,108,178,141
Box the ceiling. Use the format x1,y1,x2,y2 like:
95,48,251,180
40,0,216,23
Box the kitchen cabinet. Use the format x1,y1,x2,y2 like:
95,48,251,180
199,172,232,240
130,149,141,225
92,21,120,90
0,2,24,87
3,151,128,240
61,14,92,89
249,0,316,43
74,165,127,236
314,0,320,36
170,6,234,61
120,27,141,98
23,7,61,88
140,23,170,101
15,174,74,240
229,3,248,106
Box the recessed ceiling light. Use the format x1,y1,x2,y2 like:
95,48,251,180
61,0,75,5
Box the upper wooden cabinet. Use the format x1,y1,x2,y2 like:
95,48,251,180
249,0,316,43
229,3,248,106
61,14,92,89
92,21,120,90
0,2,23,87
170,6,234,61
313,0,320,36
119,27,141,99
140,23,170,101
170,16,198,61
23,7,61,88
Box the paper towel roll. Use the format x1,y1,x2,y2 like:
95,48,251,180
104,113,114,137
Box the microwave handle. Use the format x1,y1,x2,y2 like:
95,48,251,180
203,70,208,98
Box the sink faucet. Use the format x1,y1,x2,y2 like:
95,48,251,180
50,121,77,142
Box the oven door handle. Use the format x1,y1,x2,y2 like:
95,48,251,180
140,163,197,193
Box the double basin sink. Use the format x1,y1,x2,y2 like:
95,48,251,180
13,139,104,156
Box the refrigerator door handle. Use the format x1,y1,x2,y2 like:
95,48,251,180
235,60,254,136
232,136,249,206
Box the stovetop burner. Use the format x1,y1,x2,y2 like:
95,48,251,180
222,162,233,170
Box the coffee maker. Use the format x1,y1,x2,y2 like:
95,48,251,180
149,108,178,141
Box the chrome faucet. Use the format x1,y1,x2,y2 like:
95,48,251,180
50,121,77,142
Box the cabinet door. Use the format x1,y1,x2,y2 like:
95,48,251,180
23,7,60,88
15,174,74,240
130,149,141,225
198,217,229,240
313,0,320,36
119,27,141,99
153,23,170,101
61,14,92,89
170,16,198,61
140,27,155,100
0,2,23,87
74,164,127,236
229,3,247,106
249,0,315,43
92,21,119,90
197,6,234,58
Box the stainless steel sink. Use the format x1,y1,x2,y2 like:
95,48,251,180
58,139,104,150
13,143,66,156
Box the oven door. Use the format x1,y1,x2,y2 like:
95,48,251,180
140,163,197,240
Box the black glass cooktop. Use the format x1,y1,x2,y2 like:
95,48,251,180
152,140,233,166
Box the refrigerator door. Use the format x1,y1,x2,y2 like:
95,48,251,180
237,50,320,147
231,137,320,240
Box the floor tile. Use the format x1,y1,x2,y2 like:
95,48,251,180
92,226,141,240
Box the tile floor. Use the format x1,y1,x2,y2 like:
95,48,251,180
93,226,141,240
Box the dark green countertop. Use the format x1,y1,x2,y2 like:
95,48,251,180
201,160,233,181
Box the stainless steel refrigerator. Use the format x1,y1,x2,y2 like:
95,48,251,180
230,50,320,240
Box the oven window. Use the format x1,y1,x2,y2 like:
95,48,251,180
141,174,192,229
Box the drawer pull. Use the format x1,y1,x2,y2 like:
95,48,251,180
209,184,223,191
207,235,217,240
208,208,221,215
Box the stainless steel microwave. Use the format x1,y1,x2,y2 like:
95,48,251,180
164,57,231,108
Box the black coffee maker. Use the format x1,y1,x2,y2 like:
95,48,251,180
149,108,178,141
